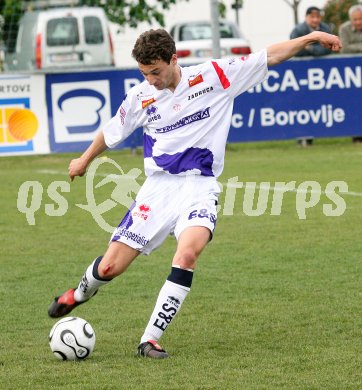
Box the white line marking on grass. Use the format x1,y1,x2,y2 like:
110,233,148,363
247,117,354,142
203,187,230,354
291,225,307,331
37,169,139,180
37,169,362,197
226,182,362,197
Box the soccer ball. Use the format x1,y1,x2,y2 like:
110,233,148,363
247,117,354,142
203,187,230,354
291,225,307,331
49,317,96,360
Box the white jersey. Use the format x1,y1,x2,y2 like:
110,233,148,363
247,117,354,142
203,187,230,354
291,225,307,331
103,49,268,178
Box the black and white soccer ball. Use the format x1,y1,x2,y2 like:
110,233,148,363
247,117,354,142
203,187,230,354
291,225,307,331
49,317,96,360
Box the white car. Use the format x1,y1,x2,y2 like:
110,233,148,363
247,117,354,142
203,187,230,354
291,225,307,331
5,7,114,71
170,20,251,64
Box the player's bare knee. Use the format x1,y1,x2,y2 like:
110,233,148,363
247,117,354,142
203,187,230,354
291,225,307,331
98,263,116,279
173,249,198,269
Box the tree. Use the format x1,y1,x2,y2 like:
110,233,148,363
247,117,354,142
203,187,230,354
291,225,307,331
0,0,189,51
323,0,359,33
79,0,188,28
282,0,302,25
1,0,22,51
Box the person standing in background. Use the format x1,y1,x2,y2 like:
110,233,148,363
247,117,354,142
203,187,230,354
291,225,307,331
290,6,332,57
339,5,362,142
339,4,362,54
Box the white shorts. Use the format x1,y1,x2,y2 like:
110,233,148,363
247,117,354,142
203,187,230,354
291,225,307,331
111,173,220,255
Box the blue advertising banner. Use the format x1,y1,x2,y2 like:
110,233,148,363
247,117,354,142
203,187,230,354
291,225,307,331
229,55,362,142
45,55,362,153
46,69,143,153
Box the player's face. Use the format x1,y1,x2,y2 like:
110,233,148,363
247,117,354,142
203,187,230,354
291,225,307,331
351,10,362,31
306,11,322,29
138,54,180,91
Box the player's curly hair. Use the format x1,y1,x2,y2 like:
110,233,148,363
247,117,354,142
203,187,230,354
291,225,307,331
132,29,176,65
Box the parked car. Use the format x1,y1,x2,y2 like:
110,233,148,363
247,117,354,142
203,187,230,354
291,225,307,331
170,20,251,64
5,7,114,71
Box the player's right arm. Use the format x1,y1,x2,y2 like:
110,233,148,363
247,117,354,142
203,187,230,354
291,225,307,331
68,130,108,181
68,85,146,181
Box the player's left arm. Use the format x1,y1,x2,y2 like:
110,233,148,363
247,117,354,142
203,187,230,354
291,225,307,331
267,31,341,66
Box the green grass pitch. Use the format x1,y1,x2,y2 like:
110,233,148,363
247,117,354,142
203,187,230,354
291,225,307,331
1,138,361,389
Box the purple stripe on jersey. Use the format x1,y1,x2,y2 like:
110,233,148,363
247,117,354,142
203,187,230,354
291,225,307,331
153,147,214,176
118,202,135,230
143,133,157,158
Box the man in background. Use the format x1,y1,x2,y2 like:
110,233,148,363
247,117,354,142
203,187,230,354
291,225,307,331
339,4,362,142
290,6,332,56
339,4,362,54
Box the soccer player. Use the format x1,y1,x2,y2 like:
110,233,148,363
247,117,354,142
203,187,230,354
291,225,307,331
48,28,341,358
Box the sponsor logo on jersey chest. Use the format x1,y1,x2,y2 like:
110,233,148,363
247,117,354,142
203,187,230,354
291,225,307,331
156,107,210,133
188,86,214,101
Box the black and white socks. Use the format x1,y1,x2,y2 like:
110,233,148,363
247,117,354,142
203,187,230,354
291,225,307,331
73,259,194,345
140,266,194,344
74,256,111,302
